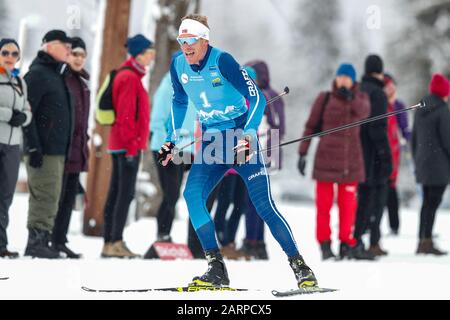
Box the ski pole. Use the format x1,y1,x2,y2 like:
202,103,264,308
258,99,428,154
174,86,290,154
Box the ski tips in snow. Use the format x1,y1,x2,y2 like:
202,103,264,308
272,287,338,297
81,286,251,293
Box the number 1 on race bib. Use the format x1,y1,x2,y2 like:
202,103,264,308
200,91,211,108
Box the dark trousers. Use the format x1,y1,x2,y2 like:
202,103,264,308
386,185,400,232
354,183,389,246
0,144,20,250
152,151,184,236
419,185,447,239
213,174,248,246
103,153,140,243
188,184,219,257
52,173,80,244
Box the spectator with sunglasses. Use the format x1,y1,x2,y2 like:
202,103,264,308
51,37,90,259
0,38,32,258
22,30,74,259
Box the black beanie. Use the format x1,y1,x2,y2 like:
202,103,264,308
71,37,86,52
365,54,383,74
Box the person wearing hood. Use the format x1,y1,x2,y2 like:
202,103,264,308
412,73,450,255
52,37,90,259
101,34,154,259
22,30,74,259
298,63,370,260
383,73,411,236
0,38,32,258
237,61,286,260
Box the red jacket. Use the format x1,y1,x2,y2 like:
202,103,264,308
387,102,400,185
299,83,370,183
108,57,150,157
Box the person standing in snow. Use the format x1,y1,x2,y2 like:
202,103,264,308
352,54,392,260
101,35,154,258
298,63,370,260
0,38,32,258
158,14,318,289
23,30,74,259
238,61,286,260
412,73,450,255
382,73,411,236
52,37,90,259
149,70,196,244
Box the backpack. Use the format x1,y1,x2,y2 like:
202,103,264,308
95,66,134,125
313,92,331,134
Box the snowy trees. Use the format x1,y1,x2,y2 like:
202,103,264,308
0,1,8,37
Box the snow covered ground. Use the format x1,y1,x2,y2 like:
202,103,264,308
1,193,450,300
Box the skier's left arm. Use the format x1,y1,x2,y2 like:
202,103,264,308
218,52,266,139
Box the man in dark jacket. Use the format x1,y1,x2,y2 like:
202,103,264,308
23,30,73,259
52,37,90,259
412,73,450,255
352,54,392,259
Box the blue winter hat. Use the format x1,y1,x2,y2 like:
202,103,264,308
126,34,154,57
336,63,356,83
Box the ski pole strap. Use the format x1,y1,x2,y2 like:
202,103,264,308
258,101,425,154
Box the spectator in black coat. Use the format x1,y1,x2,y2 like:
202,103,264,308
413,73,450,255
351,54,392,260
22,30,74,259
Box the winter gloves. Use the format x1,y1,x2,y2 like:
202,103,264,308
28,150,44,169
8,109,27,127
158,142,175,166
297,155,307,176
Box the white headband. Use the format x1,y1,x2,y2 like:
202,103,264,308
179,19,210,41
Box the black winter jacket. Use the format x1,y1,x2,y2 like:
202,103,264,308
412,94,450,185
23,51,73,155
359,75,392,186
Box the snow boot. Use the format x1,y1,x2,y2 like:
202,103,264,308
338,242,352,260
220,243,244,260
368,244,388,256
101,242,114,258
110,240,141,258
0,249,19,259
24,228,60,259
320,241,336,260
288,255,318,288
416,239,447,256
349,241,376,260
53,243,82,259
190,250,230,287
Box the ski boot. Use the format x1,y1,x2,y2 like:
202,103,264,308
320,241,336,260
190,250,230,287
289,255,318,288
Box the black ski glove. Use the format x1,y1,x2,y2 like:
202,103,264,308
8,110,27,127
157,142,175,166
298,155,307,176
29,150,44,169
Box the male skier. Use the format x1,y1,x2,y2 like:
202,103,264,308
158,14,318,289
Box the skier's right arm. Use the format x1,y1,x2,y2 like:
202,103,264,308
166,58,189,144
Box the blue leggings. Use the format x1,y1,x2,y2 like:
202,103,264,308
183,139,299,258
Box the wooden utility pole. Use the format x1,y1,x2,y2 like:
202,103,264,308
83,0,132,236
138,0,201,219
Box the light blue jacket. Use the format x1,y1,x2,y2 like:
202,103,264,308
150,72,197,152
